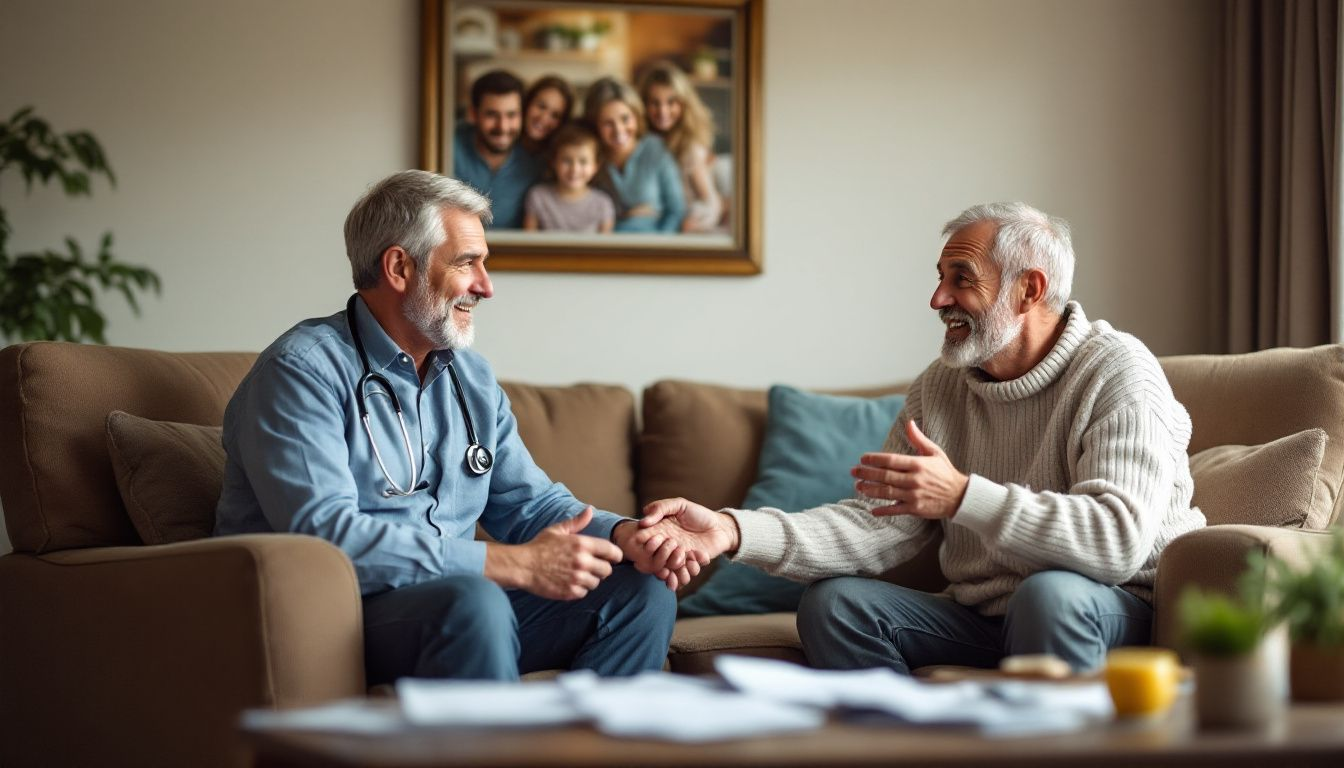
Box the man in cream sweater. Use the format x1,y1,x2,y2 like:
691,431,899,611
636,202,1206,674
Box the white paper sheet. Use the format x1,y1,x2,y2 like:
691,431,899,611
715,655,1113,737
559,670,824,742
397,678,584,727
241,699,406,734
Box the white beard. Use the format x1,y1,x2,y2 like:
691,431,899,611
939,289,1023,369
405,277,477,350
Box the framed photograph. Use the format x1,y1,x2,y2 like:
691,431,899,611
420,0,763,275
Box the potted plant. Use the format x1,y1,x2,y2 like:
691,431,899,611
1259,529,1344,701
1177,562,1286,729
0,106,160,343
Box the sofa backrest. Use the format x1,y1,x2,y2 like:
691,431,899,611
0,341,640,555
0,342,256,554
1160,344,1344,526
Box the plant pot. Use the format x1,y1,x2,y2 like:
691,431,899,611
1289,642,1344,701
1191,634,1286,730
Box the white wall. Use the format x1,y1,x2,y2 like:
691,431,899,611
0,0,1218,554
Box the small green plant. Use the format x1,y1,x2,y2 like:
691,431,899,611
1258,529,1344,648
1179,552,1272,656
0,106,160,343
1179,587,1268,656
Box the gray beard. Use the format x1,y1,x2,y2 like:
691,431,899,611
939,291,1023,369
406,279,476,350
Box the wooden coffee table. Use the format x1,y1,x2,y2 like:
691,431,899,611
244,696,1344,768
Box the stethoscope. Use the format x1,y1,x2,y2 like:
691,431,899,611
346,295,494,497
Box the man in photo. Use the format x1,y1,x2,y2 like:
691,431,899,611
452,70,543,229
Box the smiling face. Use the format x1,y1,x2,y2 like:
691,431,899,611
644,83,683,133
595,100,640,156
553,141,598,192
930,220,1023,368
524,86,568,144
470,92,522,155
404,208,493,350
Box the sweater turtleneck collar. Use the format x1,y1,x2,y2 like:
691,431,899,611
962,301,1091,402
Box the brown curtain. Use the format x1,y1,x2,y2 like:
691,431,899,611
1212,0,1339,352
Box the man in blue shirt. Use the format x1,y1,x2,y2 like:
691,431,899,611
453,70,543,229
215,170,686,682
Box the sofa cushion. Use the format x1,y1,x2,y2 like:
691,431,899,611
106,411,225,545
0,342,256,554
500,382,637,518
1160,345,1344,526
679,385,906,617
1189,428,1332,530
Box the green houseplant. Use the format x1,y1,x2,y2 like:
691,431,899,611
0,106,160,343
1178,559,1285,729
1258,529,1344,701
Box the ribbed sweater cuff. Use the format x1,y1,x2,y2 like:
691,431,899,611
723,508,786,567
954,474,1010,534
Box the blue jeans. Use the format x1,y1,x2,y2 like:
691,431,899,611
797,570,1153,674
362,563,676,683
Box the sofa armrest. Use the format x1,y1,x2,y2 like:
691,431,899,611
1152,524,1334,650
0,533,364,768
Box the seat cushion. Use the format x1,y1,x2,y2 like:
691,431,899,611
106,411,225,545
667,613,805,674
1188,428,1332,529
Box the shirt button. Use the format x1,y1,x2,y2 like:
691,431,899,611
399,354,410,364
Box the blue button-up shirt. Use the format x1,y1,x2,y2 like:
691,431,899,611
596,135,685,233
214,297,623,596
453,123,543,229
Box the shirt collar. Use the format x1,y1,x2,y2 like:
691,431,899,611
350,295,457,375
351,295,409,373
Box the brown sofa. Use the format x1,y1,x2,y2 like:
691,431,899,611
2,341,1342,767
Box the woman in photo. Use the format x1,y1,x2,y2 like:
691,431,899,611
520,75,574,156
639,61,723,233
582,77,685,233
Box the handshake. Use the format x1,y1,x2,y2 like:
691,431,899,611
489,499,740,601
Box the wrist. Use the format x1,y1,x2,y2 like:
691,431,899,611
609,519,636,555
720,511,741,554
483,542,530,590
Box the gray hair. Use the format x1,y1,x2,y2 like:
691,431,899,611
941,202,1075,313
344,170,492,289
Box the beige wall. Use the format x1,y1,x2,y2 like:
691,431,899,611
0,0,1217,554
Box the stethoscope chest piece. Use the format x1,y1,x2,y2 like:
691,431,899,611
465,443,493,475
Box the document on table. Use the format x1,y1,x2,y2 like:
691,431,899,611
715,655,1113,737
243,656,1112,742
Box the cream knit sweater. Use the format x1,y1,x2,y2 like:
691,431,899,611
728,302,1206,615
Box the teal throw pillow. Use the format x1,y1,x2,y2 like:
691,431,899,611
678,385,906,617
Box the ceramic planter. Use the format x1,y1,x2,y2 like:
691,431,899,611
1289,642,1344,701
1192,630,1288,729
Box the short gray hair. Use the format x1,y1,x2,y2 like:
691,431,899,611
941,202,1075,313
344,170,492,289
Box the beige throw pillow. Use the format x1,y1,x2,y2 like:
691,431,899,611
1188,428,1332,530
105,411,225,545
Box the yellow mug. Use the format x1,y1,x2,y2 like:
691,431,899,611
1104,647,1181,717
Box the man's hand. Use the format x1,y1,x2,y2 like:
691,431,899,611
612,520,702,591
634,498,738,580
852,420,969,519
484,507,623,600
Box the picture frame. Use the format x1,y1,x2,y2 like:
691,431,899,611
420,0,763,275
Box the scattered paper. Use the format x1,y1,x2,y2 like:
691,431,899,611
398,678,583,727
241,699,406,734
560,670,824,742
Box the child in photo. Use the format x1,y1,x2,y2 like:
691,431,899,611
639,61,723,233
523,123,615,233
